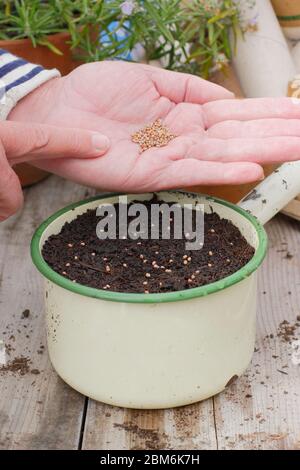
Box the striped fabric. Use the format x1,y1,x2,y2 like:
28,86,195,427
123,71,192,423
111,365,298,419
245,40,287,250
0,49,60,120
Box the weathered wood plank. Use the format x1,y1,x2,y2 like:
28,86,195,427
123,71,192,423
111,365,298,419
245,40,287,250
213,215,300,450
0,176,96,450
2,176,300,450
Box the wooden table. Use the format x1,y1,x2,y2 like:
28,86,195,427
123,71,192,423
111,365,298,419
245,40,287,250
0,175,300,450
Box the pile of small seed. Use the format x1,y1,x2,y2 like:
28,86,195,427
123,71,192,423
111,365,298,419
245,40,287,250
131,119,176,152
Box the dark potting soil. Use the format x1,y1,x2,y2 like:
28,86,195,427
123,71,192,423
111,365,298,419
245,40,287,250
42,198,255,294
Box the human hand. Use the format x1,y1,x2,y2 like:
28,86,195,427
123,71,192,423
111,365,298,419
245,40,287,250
10,61,300,191
0,121,109,221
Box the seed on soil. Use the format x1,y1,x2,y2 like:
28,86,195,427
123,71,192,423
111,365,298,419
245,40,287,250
208,251,213,256
131,119,176,152
143,281,148,286
42,198,255,294
67,243,73,248
80,242,85,246
91,252,96,256
62,271,67,275
210,229,215,233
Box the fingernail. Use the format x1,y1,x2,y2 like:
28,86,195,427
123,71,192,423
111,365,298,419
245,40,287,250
92,134,110,152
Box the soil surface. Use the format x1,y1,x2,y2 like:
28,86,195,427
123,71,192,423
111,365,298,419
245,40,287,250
42,198,255,294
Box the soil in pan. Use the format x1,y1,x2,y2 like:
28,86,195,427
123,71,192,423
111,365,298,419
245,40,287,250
42,198,255,294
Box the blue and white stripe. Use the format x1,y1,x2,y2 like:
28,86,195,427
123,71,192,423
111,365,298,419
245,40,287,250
0,49,60,120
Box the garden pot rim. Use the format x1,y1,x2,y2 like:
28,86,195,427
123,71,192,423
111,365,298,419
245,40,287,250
0,31,71,48
31,191,268,304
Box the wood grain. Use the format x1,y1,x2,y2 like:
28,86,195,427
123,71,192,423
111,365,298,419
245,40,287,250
213,215,300,450
0,176,95,450
82,400,217,450
1,176,300,450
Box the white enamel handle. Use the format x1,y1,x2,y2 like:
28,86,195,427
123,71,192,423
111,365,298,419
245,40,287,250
238,162,300,225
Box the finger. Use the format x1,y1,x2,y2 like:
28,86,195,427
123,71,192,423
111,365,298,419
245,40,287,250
189,136,300,164
160,160,264,188
204,97,300,127
143,65,234,104
163,103,206,134
208,118,300,139
0,141,23,221
1,121,110,164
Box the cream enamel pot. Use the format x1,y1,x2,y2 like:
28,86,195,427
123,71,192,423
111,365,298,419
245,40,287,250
31,190,268,409
32,160,300,409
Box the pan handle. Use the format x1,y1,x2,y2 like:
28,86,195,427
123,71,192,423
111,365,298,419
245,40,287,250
238,161,300,225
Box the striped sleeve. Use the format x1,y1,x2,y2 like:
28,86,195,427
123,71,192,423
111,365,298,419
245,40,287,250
0,49,61,120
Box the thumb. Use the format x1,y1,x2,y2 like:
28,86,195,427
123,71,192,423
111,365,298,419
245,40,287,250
0,141,23,222
1,121,110,164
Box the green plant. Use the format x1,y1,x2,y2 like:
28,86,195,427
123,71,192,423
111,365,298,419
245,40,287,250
0,0,242,78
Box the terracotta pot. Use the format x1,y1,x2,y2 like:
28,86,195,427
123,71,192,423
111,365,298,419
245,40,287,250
14,164,49,188
271,0,300,27
187,65,277,203
186,165,277,204
271,0,300,39
210,64,244,98
0,31,78,76
1,32,79,187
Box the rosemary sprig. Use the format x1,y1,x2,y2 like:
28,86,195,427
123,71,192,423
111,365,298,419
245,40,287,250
0,0,242,79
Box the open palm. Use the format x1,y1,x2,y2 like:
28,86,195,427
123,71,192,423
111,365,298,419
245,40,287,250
10,61,300,191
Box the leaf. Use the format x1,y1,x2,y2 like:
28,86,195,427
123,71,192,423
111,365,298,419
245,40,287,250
143,0,175,44
37,38,64,55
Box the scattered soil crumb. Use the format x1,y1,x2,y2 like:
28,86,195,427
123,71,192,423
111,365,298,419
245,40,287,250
0,356,30,375
114,422,168,449
21,309,30,319
277,319,300,343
